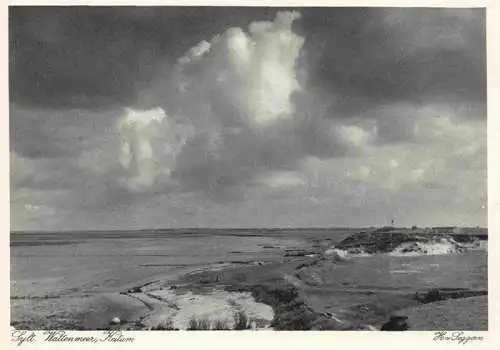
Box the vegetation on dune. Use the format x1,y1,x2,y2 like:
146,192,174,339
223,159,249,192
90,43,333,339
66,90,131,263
187,317,211,330
334,227,485,254
233,311,250,330
151,320,179,330
186,312,252,330
335,229,428,254
213,319,231,330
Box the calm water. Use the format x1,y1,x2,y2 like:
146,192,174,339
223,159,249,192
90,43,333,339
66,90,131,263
10,230,313,298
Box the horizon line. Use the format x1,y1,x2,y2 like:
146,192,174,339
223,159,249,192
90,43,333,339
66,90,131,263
10,225,488,234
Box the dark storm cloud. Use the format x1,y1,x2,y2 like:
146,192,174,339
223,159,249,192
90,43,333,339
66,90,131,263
10,7,165,109
9,7,281,109
297,8,486,117
10,7,485,111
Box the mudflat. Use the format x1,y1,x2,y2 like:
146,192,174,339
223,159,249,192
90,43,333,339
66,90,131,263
10,228,487,330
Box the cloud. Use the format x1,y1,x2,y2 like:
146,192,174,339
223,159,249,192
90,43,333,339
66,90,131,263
9,7,285,109
9,7,167,109
336,125,375,149
257,171,306,189
10,104,122,160
345,104,486,202
10,7,484,114
10,105,79,159
226,10,304,127
117,107,167,191
104,10,360,201
10,151,33,187
63,9,484,207
9,8,487,230
303,8,485,116
377,9,484,54
170,10,305,127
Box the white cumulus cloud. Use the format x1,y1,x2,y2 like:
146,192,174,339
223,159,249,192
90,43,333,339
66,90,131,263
112,11,353,200
117,107,167,192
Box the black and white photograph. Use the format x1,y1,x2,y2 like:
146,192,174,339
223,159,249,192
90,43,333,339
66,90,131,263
9,6,488,332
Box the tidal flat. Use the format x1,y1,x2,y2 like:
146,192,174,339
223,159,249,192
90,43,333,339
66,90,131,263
10,228,487,331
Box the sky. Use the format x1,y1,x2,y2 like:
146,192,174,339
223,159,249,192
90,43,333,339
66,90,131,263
9,7,487,231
